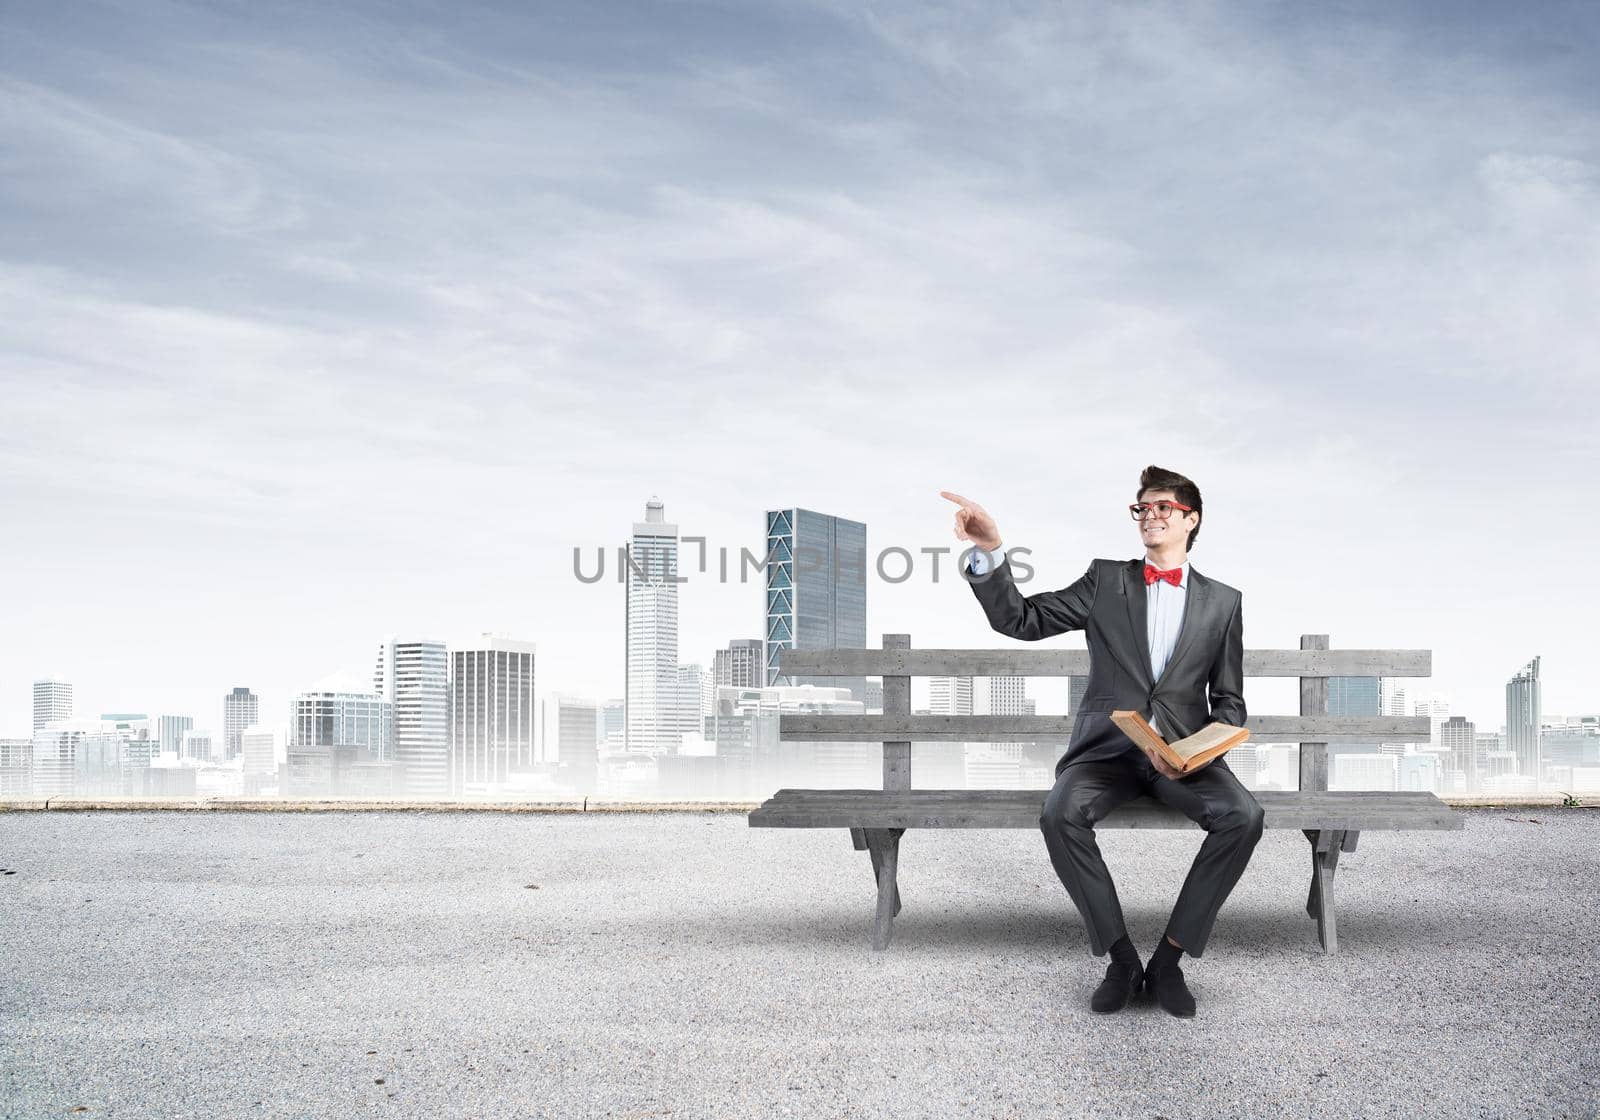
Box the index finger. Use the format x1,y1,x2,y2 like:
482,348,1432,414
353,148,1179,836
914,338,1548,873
938,490,981,510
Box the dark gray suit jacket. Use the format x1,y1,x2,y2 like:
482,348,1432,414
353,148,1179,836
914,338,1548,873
967,555,1246,778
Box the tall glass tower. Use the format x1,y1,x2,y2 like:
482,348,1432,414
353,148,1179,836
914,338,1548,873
374,640,450,797
223,687,259,761
763,508,867,703
1328,676,1380,757
626,496,683,753
1506,656,1541,784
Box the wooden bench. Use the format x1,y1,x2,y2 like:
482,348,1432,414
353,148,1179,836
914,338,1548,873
749,633,1463,954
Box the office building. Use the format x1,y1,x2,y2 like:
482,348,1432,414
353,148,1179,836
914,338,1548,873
292,692,392,757
451,635,537,795
552,694,602,796
1329,676,1381,758
0,738,32,796
714,639,764,690
626,497,683,754
930,676,974,716
157,715,194,756
375,640,450,797
181,730,214,762
763,507,867,704
223,687,259,761
1440,716,1477,792
33,679,72,732
1506,657,1542,782
240,726,278,794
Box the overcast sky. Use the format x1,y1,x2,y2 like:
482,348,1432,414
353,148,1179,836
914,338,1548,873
2,0,1597,739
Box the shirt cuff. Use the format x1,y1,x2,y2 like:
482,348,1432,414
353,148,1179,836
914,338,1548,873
964,544,1005,577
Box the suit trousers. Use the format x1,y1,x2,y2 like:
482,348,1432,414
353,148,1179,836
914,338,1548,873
1038,748,1266,958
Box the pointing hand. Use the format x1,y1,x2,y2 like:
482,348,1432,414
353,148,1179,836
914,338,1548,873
939,490,1002,553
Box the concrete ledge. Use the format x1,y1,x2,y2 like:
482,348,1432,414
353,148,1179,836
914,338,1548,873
0,796,764,813
1442,793,1593,809
0,793,1592,812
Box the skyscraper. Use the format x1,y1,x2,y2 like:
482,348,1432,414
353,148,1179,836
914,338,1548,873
930,676,975,715
989,676,1028,717
714,639,764,690
986,675,1033,764
1506,656,1542,783
32,679,72,731
1412,693,1452,749
625,497,682,754
451,635,537,794
1379,678,1408,717
1440,716,1477,793
240,726,278,795
1328,676,1380,758
763,508,867,703
553,694,602,796
181,729,214,763
223,687,259,761
1379,677,1409,756
676,663,713,744
375,640,450,797
156,715,194,756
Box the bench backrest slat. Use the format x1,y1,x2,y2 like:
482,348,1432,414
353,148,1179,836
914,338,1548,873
777,647,1430,678
778,713,1432,742
773,633,1430,794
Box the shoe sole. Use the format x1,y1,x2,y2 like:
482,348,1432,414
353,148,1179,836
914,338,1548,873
1090,975,1144,1013
1089,998,1133,1014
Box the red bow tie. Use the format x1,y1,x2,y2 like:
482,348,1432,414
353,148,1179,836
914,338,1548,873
1144,563,1182,587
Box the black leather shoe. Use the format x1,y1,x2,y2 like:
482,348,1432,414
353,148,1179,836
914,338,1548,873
1089,960,1144,1014
1144,962,1197,1017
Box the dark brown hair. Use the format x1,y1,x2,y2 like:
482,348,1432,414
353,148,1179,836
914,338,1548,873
1137,465,1203,551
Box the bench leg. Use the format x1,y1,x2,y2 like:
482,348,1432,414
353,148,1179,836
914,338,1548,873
862,828,905,950
856,827,902,918
1302,829,1343,954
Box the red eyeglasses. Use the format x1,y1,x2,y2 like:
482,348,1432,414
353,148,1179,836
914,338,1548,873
1129,500,1193,521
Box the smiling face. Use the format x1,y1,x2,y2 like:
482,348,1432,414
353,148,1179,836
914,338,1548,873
1134,487,1200,558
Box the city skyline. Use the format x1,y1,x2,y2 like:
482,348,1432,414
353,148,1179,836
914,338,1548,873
5,510,1590,742
3,2,1596,737
4,483,1587,742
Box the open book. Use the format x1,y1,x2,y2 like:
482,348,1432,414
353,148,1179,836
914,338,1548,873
1110,710,1251,774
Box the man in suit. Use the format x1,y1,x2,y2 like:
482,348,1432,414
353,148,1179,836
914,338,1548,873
941,465,1264,1017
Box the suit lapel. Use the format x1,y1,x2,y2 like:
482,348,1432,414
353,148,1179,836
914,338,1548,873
1121,559,1153,688
1164,566,1212,679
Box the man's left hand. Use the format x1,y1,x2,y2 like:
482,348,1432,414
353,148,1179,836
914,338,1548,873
1144,747,1189,781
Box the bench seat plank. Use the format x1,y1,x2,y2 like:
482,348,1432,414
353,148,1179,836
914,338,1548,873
748,789,1461,831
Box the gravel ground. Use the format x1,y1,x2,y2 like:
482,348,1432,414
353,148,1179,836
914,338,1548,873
1,808,1596,1120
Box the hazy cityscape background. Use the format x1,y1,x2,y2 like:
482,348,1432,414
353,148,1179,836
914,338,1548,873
5,496,1589,802
3,0,1597,797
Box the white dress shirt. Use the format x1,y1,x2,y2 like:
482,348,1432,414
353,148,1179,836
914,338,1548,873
965,546,1190,736
1143,557,1189,736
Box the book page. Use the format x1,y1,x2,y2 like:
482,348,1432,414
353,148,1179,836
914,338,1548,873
1170,722,1248,762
